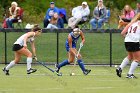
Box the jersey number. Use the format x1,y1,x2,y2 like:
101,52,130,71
129,26,137,33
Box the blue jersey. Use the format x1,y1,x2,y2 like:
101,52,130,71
65,32,80,52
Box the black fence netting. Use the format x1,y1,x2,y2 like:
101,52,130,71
0,29,123,66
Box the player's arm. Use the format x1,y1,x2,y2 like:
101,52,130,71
68,34,73,49
80,31,85,45
121,22,134,37
23,32,34,48
30,41,36,57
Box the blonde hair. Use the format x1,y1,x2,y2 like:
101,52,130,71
131,13,140,23
50,13,58,24
122,5,133,15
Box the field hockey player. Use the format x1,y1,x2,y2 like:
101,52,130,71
2,24,42,75
55,26,91,75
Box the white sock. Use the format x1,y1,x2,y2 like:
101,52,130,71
128,61,139,74
27,57,32,70
119,57,130,69
6,61,15,70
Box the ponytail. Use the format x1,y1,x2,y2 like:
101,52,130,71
32,24,42,32
131,13,140,23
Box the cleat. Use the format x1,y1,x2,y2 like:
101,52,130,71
55,64,60,73
2,68,10,75
126,74,137,79
116,67,122,77
27,68,37,74
54,64,62,76
83,69,91,75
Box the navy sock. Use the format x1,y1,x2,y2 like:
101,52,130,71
57,60,69,69
77,59,86,72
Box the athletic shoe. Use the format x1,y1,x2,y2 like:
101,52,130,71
2,67,10,75
126,74,137,79
83,69,91,75
116,67,122,77
55,64,60,73
27,68,37,74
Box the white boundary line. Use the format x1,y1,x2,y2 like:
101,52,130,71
1,72,140,77
83,87,114,90
34,88,63,91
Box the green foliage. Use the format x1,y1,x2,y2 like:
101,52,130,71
0,0,138,24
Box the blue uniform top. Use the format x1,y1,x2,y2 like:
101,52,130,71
65,32,80,52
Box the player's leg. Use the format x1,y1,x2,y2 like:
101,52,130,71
56,51,75,73
76,52,86,72
17,48,37,74
126,51,140,78
116,52,132,77
75,49,91,75
3,52,21,75
120,53,132,69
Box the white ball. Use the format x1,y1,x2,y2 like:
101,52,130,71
115,65,118,68
70,73,75,76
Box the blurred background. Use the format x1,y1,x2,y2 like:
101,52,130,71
0,0,138,28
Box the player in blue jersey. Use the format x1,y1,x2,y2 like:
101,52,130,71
55,26,91,75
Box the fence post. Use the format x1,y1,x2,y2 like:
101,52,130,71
4,31,7,65
110,29,112,67
56,30,59,64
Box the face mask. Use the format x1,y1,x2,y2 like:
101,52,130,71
73,28,81,37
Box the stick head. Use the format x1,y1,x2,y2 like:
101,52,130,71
57,72,62,76
54,71,62,76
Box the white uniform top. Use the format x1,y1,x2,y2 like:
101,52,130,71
125,21,140,42
14,32,35,46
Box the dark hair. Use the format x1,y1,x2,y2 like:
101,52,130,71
32,24,42,32
74,25,79,28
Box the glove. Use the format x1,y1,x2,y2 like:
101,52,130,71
33,56,38,61
80,42,83,47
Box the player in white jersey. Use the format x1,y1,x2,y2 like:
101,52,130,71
2,24,42,75
116,13,140,78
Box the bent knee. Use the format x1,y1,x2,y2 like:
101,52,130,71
134,58,140,62
27,53,32,57
69,60,74,63
14,59,20,64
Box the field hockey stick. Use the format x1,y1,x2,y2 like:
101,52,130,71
36,60,62,76
37,61,62,76
37,61,55,72
70,43,83,75
73,43,83,66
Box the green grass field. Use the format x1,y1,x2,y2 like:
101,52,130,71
0,65,140,93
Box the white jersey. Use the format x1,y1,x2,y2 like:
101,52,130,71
125,21,140,42
14,32,35,46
